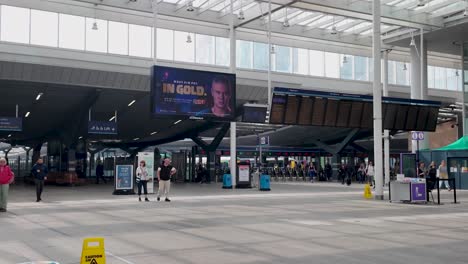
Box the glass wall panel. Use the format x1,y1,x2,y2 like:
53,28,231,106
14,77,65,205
236,40,253,69
354,56,368,81
340,54,354,80
85,18,108,53
293,48,308,75
215,37,230,66
59,14,85,50
174,31,194,62
325,52,339,78
275,46,291,73
427,65,435,88
434,66,446,89
253,42,268,71
196,34,215,64
1,6,30,44
388,61,396,84
129,24,152,58
447,68,458,91
156,28,173,60
309,50,324,77
30,10,58,47
108,21,128,55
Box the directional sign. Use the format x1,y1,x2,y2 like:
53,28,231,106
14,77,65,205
88,121,118,135
0,117,22,132
259,136,270,146
411,131,424,141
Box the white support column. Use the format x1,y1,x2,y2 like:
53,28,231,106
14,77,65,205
152,0,158,65
267,0,272,106
372,0,384,200
383,50,390,186
229,0,237,188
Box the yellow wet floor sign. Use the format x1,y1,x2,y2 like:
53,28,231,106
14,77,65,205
363,184,373,199
81,237,106,264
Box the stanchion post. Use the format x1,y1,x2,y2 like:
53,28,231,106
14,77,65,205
437,179,440,205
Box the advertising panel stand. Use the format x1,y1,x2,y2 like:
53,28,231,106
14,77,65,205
113,165,135,195
236,161,251,188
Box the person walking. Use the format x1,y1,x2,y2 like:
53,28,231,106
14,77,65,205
0,158,14,212
438,160,450,191
95,160,107,184
358,163,366,184
157,158,177,202
366,161,375,188
31,158,48,202
136,160,150,202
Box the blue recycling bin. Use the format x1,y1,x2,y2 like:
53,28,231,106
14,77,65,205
259,174,271,191
223,174,233,189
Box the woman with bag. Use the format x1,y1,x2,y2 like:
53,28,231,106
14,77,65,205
136,160,150,202
366,161,375,188
0,158,15,212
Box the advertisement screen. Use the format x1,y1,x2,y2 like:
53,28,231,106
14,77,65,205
151,66,236,120
243,105,267,123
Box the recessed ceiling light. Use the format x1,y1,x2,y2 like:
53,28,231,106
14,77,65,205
78,136,83,139
150,131,158,135
36,93,43,101
128,100,136,106
174,120,182,125
7,134,11,138
133,137,140,141
25,112,30,117
109,116,116,121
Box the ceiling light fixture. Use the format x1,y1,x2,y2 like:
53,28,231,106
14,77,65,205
133,137,140,141
186,1,194,12
331,26,338,35
283,8,289,27
128,100,136,106
270,45,276,54
25,112,30,117
7,134,11,138
78,136,83,139
174,120,182,125
342,55,348,64
36,92,43,101
409,35,416,47
92,4,98,30
92,21,98,30
238,10,245,20
186,34,192,43
403,63,408,71
464,5,468,17
456,70,460,77
417,0,425,7
150,131,158,135
109,116,116,121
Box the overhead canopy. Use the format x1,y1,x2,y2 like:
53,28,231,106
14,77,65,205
436,136,468,151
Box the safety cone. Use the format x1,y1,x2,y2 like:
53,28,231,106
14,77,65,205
363,183,373,199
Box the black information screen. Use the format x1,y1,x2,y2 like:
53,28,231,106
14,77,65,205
311,98,327,126
394,105,409,130
243,106,267,123
349,102,364,128
336,101,352,127
298,97,313,125
415,107,429,131
360,102,373,129
425,107,439,131
284,96,300,124
405,105,419,131
270,95,286,124
324,99,339,127
383,103,398,130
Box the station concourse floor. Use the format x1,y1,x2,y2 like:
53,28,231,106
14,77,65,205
1,181,468,264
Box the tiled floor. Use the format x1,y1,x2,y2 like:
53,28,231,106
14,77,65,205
1,182,467,264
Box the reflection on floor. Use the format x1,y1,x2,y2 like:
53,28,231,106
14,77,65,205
1,182,467,264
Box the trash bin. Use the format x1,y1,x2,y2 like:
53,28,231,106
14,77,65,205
259,174,271,191
223,174,232,189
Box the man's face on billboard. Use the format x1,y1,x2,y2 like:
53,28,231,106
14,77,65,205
212,82,229,110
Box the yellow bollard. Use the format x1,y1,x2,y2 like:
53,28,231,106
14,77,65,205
80,238,106,264
363,184,373,199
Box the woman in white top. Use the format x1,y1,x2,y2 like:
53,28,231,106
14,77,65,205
136,160,150,202
366,161,375,188
438,160,450,191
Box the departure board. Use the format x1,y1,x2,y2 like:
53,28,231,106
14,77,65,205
349,102,364,128
270,95,286,124
415,106,429,131
426,107,439,131
394,105,409,130
311,98,326,126
383,103,398,130
336,101,352,127
360,102,373,128
298,97,313,125
324,99,339,127
405,105,419,131
284,96,300,124
269,87,441,131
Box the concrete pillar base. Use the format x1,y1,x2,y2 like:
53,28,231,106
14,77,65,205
375,195,385,200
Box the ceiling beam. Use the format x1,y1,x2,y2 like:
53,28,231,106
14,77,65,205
289,0,443,30
413,0,459,14
235,0,300,28
198,0,225,15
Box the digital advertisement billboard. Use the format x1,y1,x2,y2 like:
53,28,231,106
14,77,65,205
151,66,236,121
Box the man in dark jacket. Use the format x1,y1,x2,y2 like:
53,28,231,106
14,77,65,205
31,158,48,202
95,160,106,184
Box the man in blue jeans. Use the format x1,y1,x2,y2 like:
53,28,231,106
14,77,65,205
31,158,48,202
